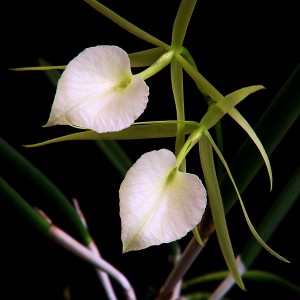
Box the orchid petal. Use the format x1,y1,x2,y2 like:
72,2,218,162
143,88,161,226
44,45,149,133
119,149,207,252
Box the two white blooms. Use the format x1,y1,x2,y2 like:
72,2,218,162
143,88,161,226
45,45,207,252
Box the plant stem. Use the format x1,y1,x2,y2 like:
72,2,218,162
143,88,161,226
48,225,137,300
156,212,215,300
73,198,118,300
156,63,300,299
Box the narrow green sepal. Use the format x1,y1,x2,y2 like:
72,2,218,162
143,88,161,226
200,85,265,130
199,135,245,290
24,121,199,147
205,131,288,263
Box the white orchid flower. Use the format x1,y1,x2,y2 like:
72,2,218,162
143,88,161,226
44,45,149,133
119,149,207,252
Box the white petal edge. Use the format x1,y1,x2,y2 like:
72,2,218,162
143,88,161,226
44,45,149,133
119,149,207,252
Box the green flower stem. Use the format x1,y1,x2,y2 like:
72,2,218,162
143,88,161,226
0,177,51,235
135,51,174,80
176,127,203,167
171,0,197,49
83,0,169,50
0,137,92,245
175,47,224,177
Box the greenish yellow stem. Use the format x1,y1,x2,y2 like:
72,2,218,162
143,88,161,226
176,126,203,167
135,51,174,80
179,48,225,178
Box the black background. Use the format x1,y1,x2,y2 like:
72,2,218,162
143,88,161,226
1,0,299,299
